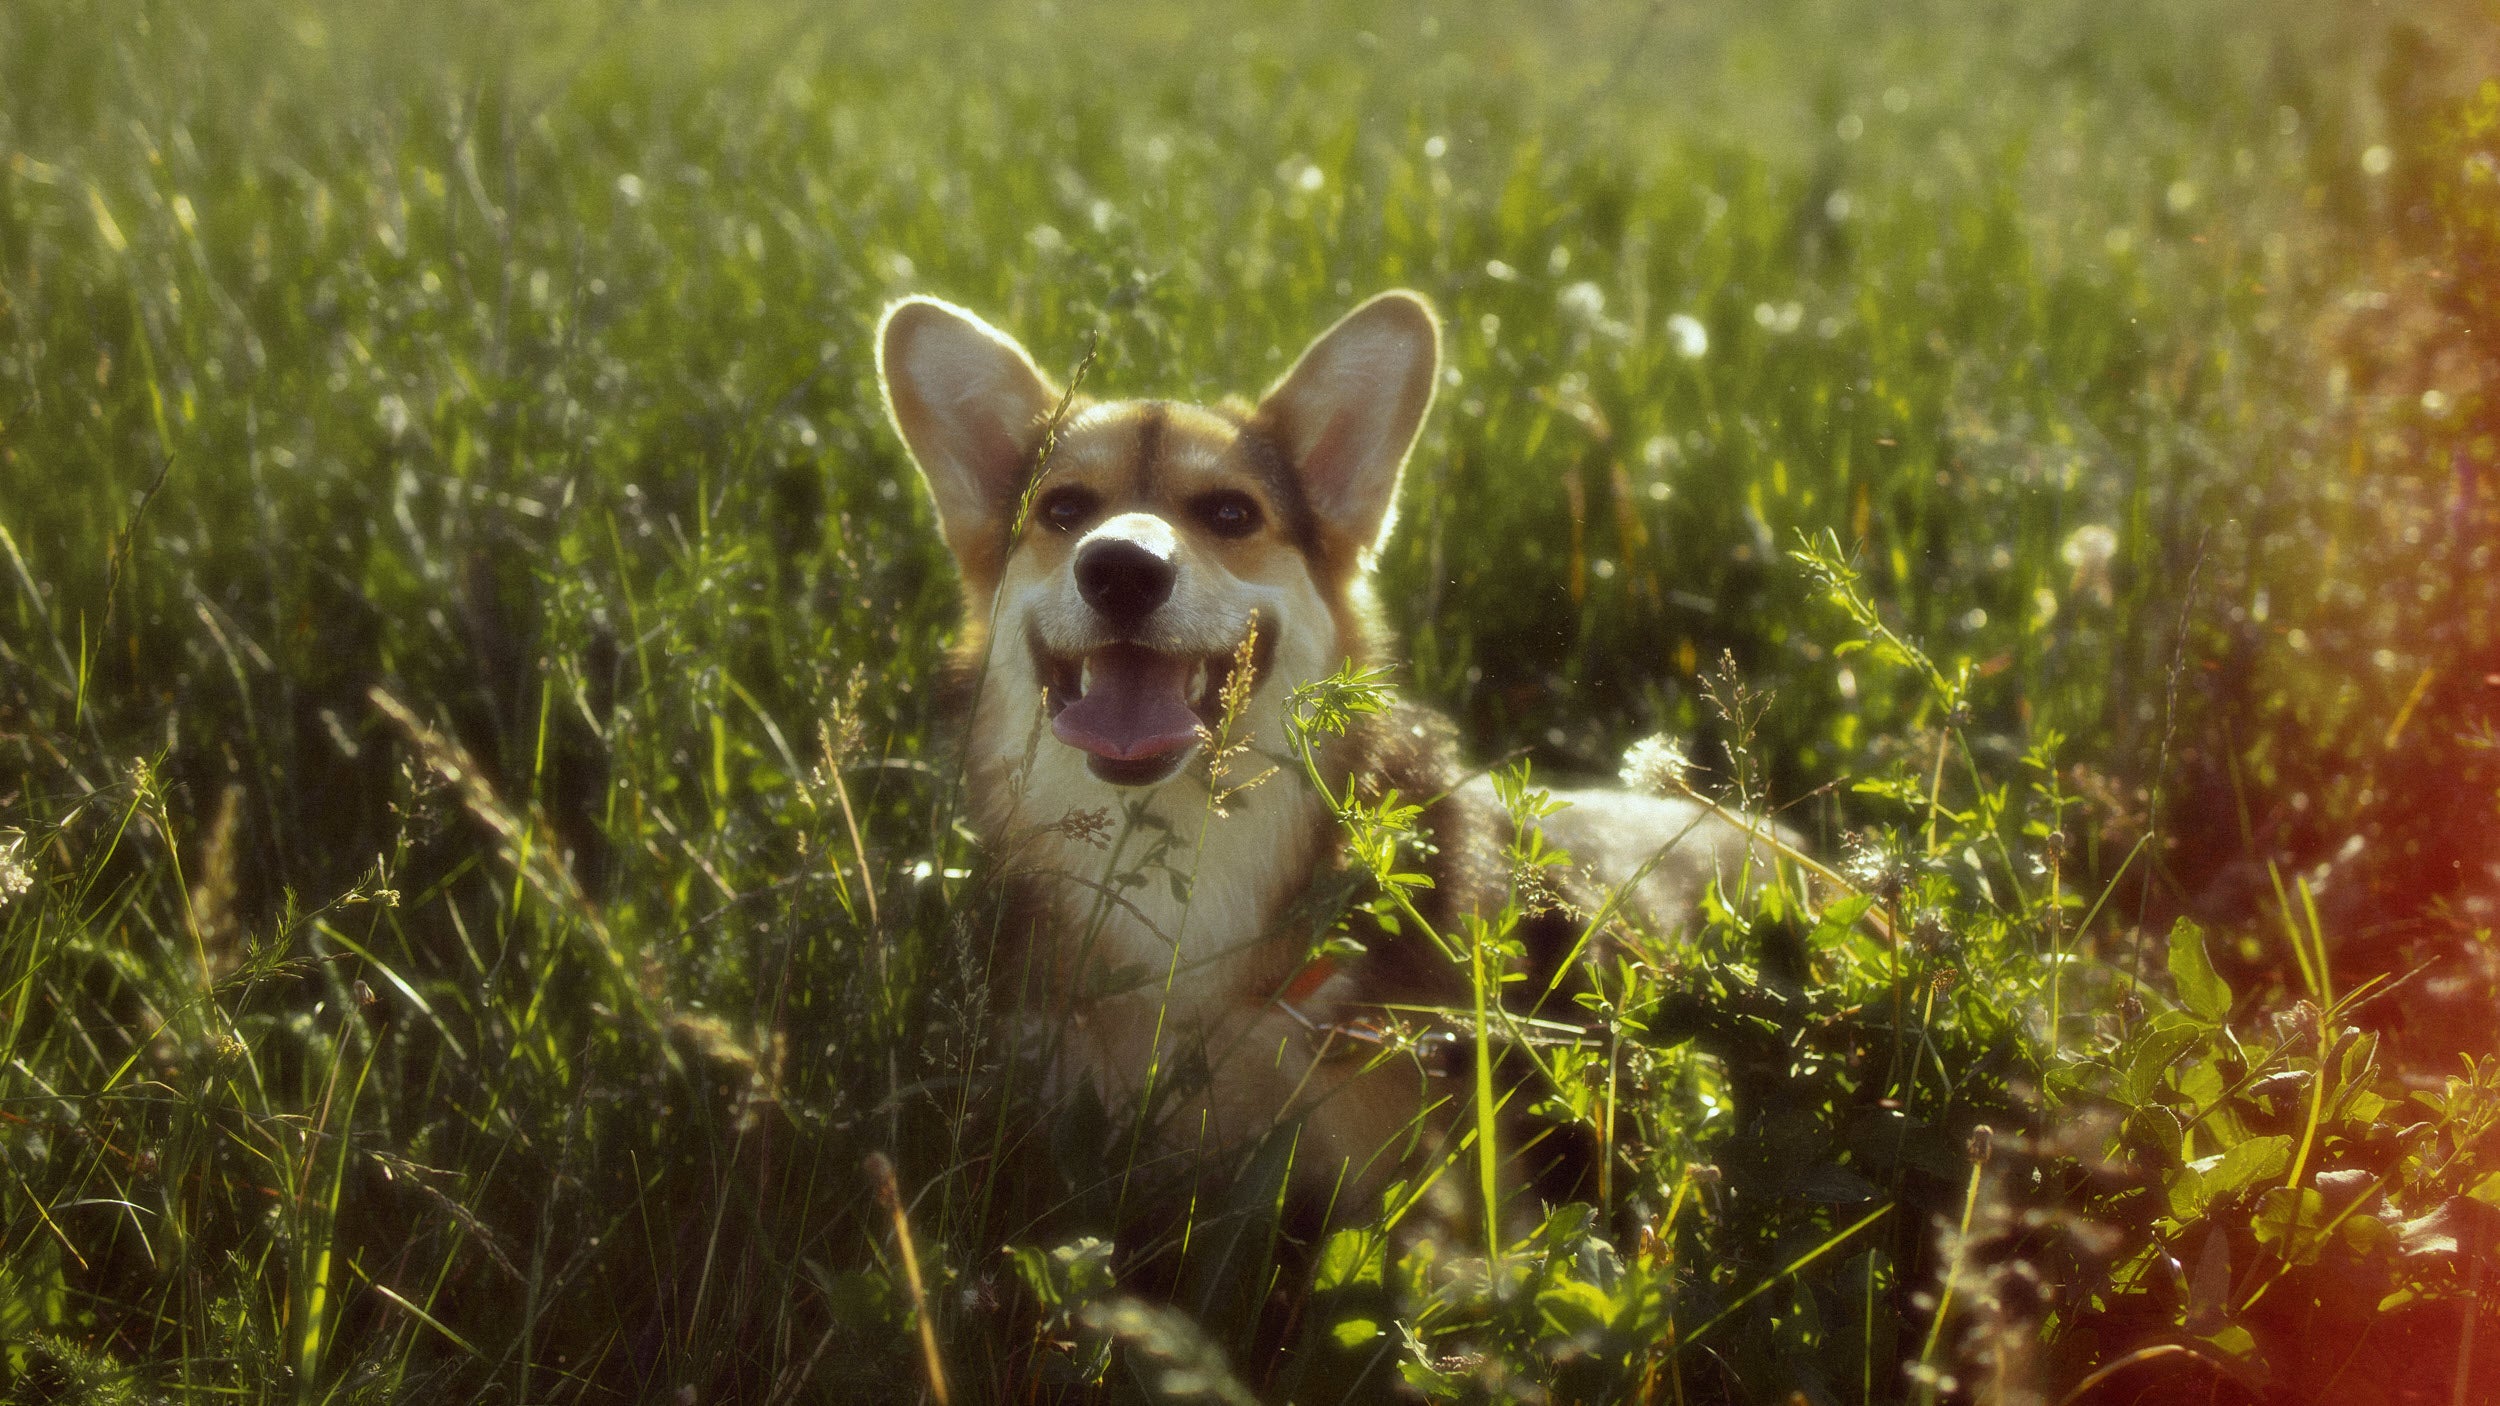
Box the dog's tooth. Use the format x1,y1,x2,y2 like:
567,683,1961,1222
1079,657,1094,698
1189,661,1208,704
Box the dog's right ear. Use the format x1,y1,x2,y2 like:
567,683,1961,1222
877,297,1060,578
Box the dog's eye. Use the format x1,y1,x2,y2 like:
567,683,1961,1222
1196,492,1262,539
1034,487,1096,533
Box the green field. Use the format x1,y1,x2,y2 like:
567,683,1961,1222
4,0,2497,1401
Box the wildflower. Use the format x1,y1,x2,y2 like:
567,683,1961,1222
1557,280,1607,324
1665,312,1709,359
1618,734,1692,796
1752,300,1804,334
1048,807,1114,849
2059,524,2118,605
1841,828,1915,900
0,830,30,906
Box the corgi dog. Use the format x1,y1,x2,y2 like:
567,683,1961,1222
877,289,1792,1224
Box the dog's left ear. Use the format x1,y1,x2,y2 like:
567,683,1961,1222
1250,290,1440,558
878,296,1061,578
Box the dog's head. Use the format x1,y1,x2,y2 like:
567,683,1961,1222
878,291,1440,788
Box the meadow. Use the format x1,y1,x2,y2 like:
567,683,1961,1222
2,0,2497,1400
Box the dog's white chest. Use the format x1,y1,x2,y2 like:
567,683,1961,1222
1022,765,1321,1010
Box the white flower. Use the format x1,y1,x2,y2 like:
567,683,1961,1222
1753,301,1804,334
2060,524,2119,605
1618,735,1692,796
1557,280,1607,324
1841,829,1906,895
0,831,31,906
1666,312,1709,359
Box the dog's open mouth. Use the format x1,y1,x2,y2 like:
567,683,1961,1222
1031,621,1273,786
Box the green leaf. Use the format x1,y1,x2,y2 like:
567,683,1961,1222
2167,917,2232,1023
1535,1278,1617,1339
1808,893,1876,946
2340,1089,2391,1124
2175,1057,2227,1110
2338,1030,2380,1089
2129,1102,2185,1165
1313,1229,1382,1292
2469,1171,2500,1208
2199,1323,2259,1361
2251,1186,2329,1265
2123,1017,2208,1105
1329,1316,1381,1348
1006,1245,1059,1308
2338,1211,2395,1258
2168,1135,2291,1220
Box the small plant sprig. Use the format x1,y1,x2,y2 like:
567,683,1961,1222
1280,665,1440,934
1195,619,1277,817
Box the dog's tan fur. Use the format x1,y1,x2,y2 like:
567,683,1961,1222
878,290,1791,1215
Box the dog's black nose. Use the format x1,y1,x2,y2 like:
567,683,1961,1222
1075,537,1175,627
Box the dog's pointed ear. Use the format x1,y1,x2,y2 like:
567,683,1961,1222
878,297,1060,573
1250,290,1440,558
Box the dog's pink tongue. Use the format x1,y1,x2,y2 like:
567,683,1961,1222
1053,644,1201,762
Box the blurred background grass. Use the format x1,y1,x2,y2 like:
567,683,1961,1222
2,0,2496,1400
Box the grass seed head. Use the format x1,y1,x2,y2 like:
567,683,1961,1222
1617,734,1692,796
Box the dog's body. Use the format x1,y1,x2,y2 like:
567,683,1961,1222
878,290,1791,1219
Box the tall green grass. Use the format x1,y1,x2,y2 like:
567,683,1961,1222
3,0,2495,1400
